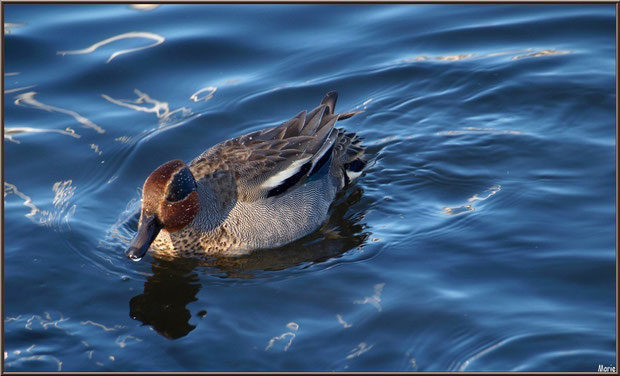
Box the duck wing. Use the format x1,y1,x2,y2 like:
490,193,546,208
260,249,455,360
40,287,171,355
191,92,357,201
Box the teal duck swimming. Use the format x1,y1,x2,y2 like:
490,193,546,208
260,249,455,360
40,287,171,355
126,91,366,260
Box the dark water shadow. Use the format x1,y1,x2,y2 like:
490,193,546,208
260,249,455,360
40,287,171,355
129,185,370,339
129,257,201,339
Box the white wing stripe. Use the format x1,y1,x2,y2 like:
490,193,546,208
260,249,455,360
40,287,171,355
260,156,312,189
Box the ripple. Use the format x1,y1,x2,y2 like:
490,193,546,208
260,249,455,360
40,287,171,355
5,354,63,372
336,314,353,328
58,31,165,63
14,92,105,134
353,283,385,312
4,182,41,220
346,342,374,359
4,180,77,230
115,335,143,349
443,185,501,216
401,53,474,63
4,312,69,371
435,127,526,137
396,47,573,66
512,49,572,60
2,3,614,372
4,311,143,371
458,339,506,371
89,143,103,156
4,85,36,94
4,22,25,34
4,126,81,144
265,322,299,352
101,89,193,127
101,194,140,245
80,320,125,332
190,86,217,102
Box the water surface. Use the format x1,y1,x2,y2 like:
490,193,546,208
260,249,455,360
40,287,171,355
3,4,616,372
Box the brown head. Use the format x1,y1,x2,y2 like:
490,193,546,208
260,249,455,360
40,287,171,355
125,160,200,261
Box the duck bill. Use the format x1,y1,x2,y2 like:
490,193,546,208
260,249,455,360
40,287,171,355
125,214,162,261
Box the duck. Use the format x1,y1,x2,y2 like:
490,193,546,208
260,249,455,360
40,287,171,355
125,91,367,261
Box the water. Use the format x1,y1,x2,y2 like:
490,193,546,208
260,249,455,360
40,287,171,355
3,4,616,372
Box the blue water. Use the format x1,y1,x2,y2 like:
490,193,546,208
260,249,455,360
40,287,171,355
3,3,616,372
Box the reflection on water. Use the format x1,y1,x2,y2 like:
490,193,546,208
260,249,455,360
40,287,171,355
353,282,385,312
190,86,217,102
14,92,105,134
4,22,24,34
129,258,201,339
5,126,81,144
399,48,572,64
102,89,192,126
115,335,143,348
336,314,353,328
436,127,525,136
443,185,501,216
265,322,299,352
4,182,39,219
346,342,374,360
6,354,63,372
24,311,70,331
5,85,36,94
3,312,72,371
80,320,125,332
58,32,165,63
401,53,482,63
2,310,145,370
457,339,506,371
90,143,103,156
512,49,571,60
4,180,77,230
468,185,501,203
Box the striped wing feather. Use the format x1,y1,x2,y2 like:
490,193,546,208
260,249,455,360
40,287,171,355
191,92,351,201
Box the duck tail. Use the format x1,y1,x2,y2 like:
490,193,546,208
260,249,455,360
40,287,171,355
338,131,367,186
321,91,363,121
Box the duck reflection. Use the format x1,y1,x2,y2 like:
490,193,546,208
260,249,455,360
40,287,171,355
128,186,368,339
129,257,201,339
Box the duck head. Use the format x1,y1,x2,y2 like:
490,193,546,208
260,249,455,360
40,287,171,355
125,160,200,261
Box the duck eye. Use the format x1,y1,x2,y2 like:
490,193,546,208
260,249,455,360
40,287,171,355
166,166,197,202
